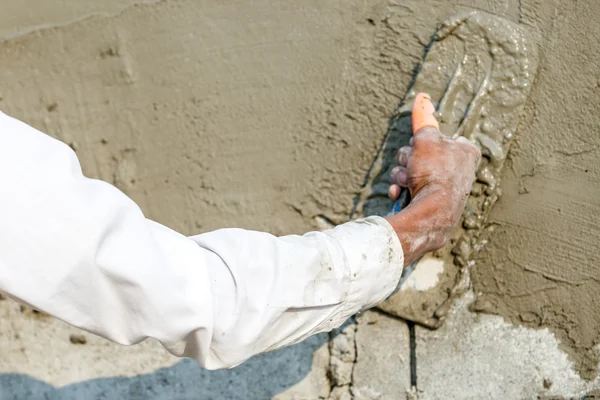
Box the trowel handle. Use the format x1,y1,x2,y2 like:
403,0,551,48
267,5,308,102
390,92,438,214
387,187,411,217
387,188,419,288
388,92,438,216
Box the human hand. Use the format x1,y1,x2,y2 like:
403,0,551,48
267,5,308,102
386,93,481,266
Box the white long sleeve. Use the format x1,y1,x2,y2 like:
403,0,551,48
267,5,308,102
0,110,404,369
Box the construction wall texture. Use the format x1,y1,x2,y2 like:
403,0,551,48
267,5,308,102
1,0,599,398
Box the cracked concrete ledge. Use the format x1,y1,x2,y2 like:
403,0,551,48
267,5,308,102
353,311,411,399
7,289,600,400
335,290,600,400
327,312,412,400
328,320,357,400
323,287,600,400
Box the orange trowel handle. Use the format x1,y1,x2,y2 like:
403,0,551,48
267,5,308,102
412,92,439,133
388,92,440,216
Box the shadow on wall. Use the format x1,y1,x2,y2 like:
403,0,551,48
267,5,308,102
0,334,328,400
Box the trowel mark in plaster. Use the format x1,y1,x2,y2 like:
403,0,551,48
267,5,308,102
356,10,538,328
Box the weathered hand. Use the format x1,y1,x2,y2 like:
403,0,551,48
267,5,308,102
386,93,481,266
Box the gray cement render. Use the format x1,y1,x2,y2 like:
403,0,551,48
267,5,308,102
1,1,599,399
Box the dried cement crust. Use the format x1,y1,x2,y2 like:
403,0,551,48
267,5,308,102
356,10,539,328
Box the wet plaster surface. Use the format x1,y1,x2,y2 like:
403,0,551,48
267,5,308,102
366,9,538,329
0,0,160,40
0,0,371,237
0,0,599,398
469,0,600,381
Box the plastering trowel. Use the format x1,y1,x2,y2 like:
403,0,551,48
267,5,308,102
358,11,539,328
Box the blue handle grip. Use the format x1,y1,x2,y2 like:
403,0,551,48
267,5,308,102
386,188,419,288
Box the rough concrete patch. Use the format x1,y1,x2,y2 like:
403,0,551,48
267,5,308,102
584,389,600,399
328,385,353,400
352,311,411,400
416,292,600,400
329,321,357,388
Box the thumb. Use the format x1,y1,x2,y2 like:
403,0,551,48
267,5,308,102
412,92,439,134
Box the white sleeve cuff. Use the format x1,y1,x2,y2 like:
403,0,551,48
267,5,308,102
324,216,404,322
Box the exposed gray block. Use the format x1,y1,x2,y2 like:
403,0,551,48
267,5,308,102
352,311,411,399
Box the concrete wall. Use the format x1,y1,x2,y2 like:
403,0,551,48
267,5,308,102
1,0,599,399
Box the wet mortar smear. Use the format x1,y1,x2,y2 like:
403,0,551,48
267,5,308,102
358,10,539,328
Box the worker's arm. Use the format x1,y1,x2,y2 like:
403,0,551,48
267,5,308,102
0,110,404,369
0,92,479,369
